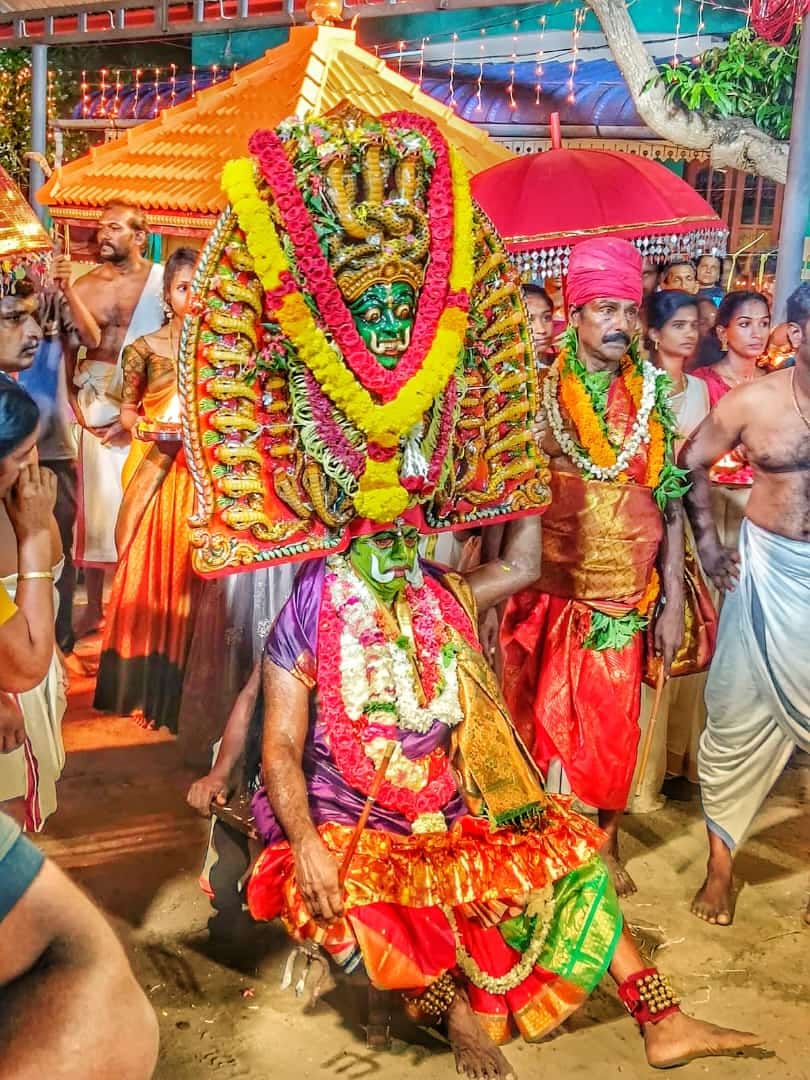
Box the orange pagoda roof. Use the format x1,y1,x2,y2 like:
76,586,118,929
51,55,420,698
39,26,512,233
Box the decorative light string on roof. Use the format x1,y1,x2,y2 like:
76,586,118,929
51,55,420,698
475,30,486,113
535,13,547,105
567,7,586,105
508,19,519,110
72,64,235,121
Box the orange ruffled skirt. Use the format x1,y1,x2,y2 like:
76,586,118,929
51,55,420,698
248,806,621,1044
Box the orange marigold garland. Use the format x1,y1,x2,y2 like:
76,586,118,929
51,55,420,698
547,332,689,651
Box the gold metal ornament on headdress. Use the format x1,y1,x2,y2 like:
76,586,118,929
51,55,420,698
323,135,430,302
0,164,52,296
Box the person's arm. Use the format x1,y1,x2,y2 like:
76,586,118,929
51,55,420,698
679,393,747,592
0,466,57,693
187,661,261,815
119,343,149,433
52,257,102,350
0,856,159,1079
653,498,685,674
464,513,542,613
62,337,88,430
261,657,342,925
0,691,25,755
119,404,140,432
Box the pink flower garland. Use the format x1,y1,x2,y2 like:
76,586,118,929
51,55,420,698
302,367,366,477
317,571,476,821
427,378,458,488
247,115,465,405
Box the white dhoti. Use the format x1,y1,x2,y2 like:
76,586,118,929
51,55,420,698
699,519,810,851
0,567,67,830
73,263,164,567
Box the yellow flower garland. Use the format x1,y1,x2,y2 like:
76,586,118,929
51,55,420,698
221,157,475,521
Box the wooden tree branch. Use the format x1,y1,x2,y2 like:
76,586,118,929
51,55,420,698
585,0,789,183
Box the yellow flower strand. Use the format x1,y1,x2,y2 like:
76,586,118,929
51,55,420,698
220,155,475,520
221,158,473,445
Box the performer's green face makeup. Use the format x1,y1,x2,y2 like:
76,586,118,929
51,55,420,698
349,525,420,603
348,283,416,369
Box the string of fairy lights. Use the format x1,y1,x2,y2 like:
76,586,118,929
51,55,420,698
0,0,759,122
78,62,232,117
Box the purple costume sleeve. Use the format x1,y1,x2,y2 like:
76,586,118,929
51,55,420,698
264,560,324,682
252,558,467,844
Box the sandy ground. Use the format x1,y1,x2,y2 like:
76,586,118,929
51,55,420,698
40,633,810,1080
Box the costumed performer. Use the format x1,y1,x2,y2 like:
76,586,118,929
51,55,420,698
179,108,759,1077
59,203,164,639
681,281,810,927
500,237,689,897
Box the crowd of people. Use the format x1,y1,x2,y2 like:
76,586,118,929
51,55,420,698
0,108,807,1079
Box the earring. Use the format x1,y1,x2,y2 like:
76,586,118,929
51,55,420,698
163,300,173,321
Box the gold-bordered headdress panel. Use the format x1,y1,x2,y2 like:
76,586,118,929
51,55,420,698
180,105,549,575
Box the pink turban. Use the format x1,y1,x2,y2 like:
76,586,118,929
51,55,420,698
565,237,643,309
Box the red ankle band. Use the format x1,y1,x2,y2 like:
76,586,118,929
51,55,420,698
617,967,681,1027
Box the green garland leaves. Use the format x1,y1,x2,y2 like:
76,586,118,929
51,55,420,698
651,369,691,511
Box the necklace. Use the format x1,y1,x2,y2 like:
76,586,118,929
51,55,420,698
718,361,756,387
544,352,661,482
791,368,810,433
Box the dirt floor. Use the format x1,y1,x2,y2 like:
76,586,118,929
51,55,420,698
41,631,810,1080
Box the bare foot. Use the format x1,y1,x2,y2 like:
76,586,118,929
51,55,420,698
691,872,735,926
644,1010,762,1068
447,989,515,1080
601,847,637,898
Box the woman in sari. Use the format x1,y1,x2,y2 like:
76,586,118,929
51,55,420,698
691,291,770,554
94,248,199,732
630,291,710,812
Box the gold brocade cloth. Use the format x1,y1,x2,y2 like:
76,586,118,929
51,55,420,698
536,471,663,610
442,572,548,825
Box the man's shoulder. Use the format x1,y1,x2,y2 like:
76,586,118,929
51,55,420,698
72,263,110,289
718,371,785,413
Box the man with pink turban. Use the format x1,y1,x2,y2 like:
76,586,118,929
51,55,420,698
501,237,688,896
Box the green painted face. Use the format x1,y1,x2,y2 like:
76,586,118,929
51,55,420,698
349,525,421,605
348,282,416,369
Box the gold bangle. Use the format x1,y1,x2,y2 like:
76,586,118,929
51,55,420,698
18,571,54,582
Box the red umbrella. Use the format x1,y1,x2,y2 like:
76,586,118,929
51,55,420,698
471,133,726,280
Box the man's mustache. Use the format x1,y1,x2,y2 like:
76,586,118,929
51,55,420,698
602,332,630,347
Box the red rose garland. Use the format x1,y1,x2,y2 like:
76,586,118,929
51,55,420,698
317,571,477,822
247,114,466,404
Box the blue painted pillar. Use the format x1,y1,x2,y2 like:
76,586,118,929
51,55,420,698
29,44,48,221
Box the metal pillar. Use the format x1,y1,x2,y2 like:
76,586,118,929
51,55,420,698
29,43,48,221
773,14,810,322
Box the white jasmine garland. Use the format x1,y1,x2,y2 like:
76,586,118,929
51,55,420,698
329,559,464,735
543,359,663,482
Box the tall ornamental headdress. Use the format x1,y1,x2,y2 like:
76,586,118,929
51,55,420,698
180,106,549,575
0,164,52,295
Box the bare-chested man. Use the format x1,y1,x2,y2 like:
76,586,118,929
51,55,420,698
681,280,810,926
55,203,163,638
